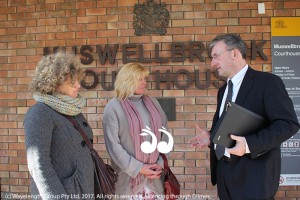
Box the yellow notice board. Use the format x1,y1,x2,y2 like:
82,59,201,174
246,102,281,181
272,17,300,186
271,17,300,36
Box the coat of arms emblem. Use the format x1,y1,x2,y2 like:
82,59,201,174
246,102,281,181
274,19,287,29
133,0,169,35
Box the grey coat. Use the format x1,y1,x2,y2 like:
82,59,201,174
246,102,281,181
24,103,95,200
103,96,168,198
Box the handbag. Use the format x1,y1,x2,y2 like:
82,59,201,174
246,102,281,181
64,115,118,199
161,153,180,200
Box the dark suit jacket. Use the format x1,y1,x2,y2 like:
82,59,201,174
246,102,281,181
209,67,300,199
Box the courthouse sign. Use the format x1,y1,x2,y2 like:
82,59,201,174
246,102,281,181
271,17,300,186
44,40,268,90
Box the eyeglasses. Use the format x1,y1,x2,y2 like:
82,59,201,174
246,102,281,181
211,48,234,60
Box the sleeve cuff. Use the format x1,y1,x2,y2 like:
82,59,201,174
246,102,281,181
245,137,250,153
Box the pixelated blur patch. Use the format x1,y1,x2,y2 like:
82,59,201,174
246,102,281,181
157,98,176,121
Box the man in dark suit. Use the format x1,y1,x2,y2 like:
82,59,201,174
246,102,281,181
190,33,299,200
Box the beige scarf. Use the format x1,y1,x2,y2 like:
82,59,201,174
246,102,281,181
33,92,86,116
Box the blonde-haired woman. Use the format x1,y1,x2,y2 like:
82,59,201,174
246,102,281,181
103,63,168,199
24,52,96,199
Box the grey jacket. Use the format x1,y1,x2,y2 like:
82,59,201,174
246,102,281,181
24,103,95,200
103,96,168,198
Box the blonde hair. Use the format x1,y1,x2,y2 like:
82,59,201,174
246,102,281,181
114,63,149,100
29,52,85,94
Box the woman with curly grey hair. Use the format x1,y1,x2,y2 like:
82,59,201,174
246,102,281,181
24,52,96,200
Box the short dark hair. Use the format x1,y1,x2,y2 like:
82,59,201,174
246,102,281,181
209,33,248,59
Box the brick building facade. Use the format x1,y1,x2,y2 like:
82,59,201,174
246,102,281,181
0,0,300,199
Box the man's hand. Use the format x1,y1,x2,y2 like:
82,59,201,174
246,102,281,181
226,135,246,156
189,124,210,148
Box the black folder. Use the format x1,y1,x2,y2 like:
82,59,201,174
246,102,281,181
212,102,265,148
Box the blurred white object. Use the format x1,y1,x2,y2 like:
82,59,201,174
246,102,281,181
258,3,265,14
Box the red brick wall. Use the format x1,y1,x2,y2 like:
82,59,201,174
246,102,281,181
1,0,300,199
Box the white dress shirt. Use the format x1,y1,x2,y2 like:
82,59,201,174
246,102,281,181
217,65,250,157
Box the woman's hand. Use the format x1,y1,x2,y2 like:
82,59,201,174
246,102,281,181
148,164,163,179
140,164,162,179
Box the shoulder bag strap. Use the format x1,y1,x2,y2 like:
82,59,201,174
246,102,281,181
63,115,93,151
160,153,170,171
